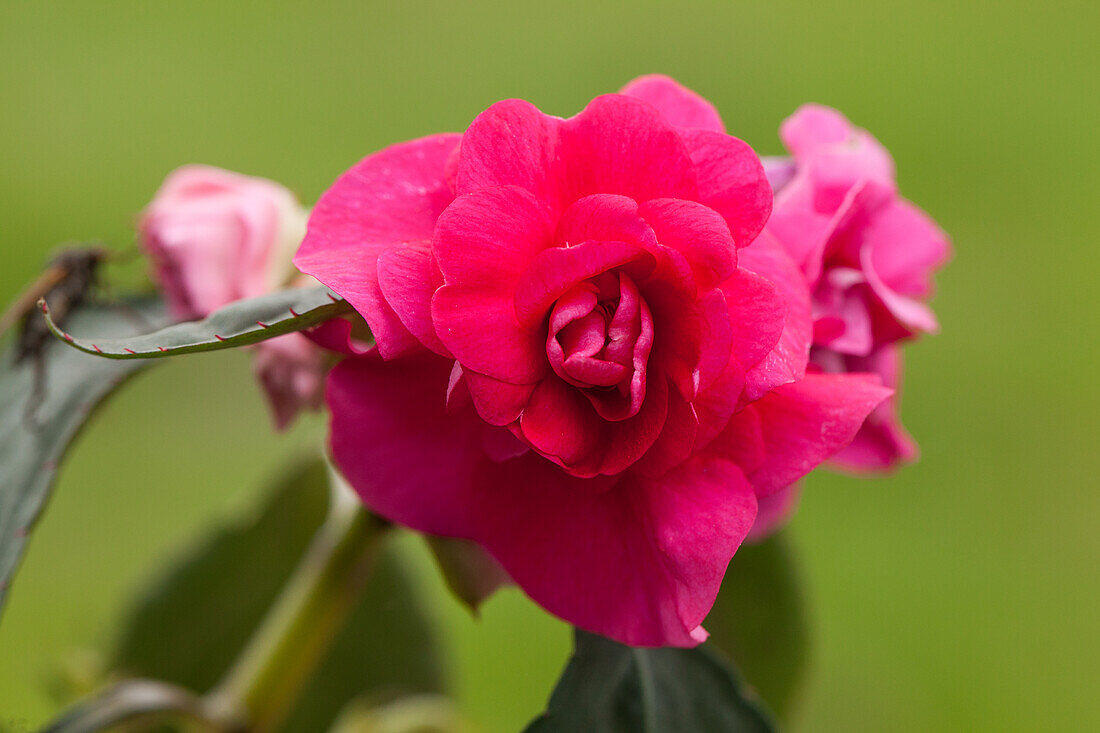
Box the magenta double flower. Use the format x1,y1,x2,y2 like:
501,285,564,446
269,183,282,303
766,105,951,469
294,76,902,647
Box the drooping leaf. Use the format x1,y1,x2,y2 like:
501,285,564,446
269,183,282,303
524,629,776,733
43,285,352,359
0,298,167,618
108,460,446,733
704,532,809,721
425,535,511,613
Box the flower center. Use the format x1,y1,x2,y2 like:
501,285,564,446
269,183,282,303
546,270,653,421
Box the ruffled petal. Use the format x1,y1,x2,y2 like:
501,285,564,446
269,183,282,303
432,285,546,384
780,105,896,212
433,185,556,287
722,266,787,373
631,387,699,478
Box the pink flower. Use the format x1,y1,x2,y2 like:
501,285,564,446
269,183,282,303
297,77,891,646
764,104,950,472
141,165,323,430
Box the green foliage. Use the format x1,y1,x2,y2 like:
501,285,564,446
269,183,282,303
705,532,809,721
525,629,775,733
107,460,446,733
44,286,351,359
0,299,166,618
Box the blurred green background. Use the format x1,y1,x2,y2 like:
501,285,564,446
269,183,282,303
1,1,1097,730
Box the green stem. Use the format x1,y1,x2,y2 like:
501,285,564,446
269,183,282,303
205,490,389,731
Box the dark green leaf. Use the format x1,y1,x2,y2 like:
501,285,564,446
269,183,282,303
0,298,166,619
705,532,809,721
109,460,445,733
525,629,776,733
43,285,352,359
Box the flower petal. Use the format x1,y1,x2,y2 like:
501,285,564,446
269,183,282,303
824,347,920,472
677,128,771,249
295,133,460,358
514,240,655,328
779,104,854,156
555,194,657,249
640,198,736,289
631,387,699,478
433,185,556,287
327,353,483,535
432,185,557,382
472,454,756,647
376,241,449,356
432,285,546,384
560,94,698,203
736,232,813,401
463,369,537,427
862,199,951,299
455,99,565,206
722,266,787,372
618,74,725,133
517,376,604,469
712,372,892,497
745,482,802,543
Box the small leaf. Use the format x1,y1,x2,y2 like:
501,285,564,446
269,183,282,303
0,298,166,619
704,532,809,721
108,460,446,733
43,285,352,359
425,536,510,613
524,629,776,733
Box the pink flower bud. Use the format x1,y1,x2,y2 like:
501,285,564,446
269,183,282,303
140,165,306,320
141,165,322,430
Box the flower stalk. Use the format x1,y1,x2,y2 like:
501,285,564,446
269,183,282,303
205,475,389,731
